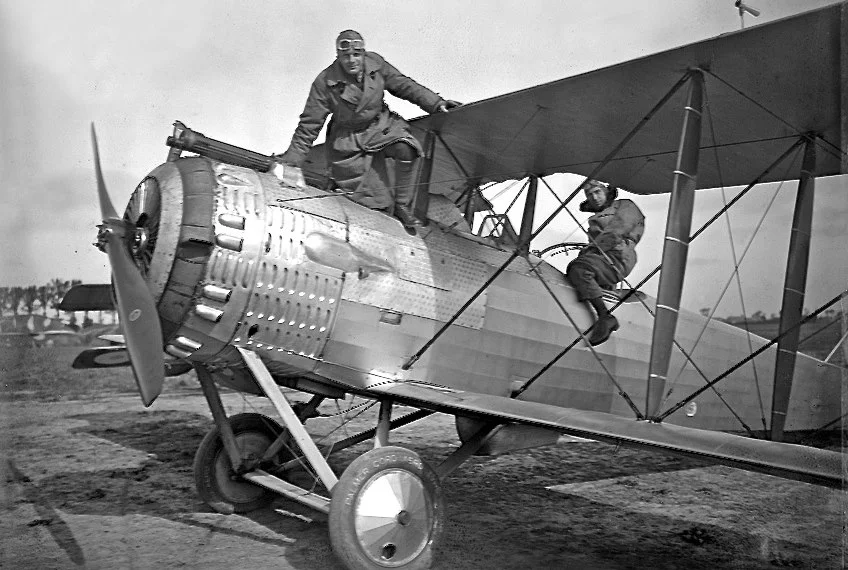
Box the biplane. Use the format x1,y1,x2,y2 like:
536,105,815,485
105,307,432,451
63,4,845,569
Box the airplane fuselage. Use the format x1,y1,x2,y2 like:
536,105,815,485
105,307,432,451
135,157,840,434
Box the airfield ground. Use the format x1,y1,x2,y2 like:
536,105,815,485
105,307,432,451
1,345,845,569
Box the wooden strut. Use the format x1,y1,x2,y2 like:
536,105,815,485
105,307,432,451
646,70,704,420
413,130,437,223
238,348,338,491
517,175,538,256
375,399,392,448
770,137,817,441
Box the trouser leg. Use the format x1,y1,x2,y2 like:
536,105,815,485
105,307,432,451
566,256,620,346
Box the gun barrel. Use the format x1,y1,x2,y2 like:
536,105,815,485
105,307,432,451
166,127,274,172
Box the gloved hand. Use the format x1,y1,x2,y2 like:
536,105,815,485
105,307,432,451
437,99,463,113
270,151,302,168
269,152,305,188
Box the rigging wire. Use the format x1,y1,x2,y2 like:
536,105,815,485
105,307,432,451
700,69,844,164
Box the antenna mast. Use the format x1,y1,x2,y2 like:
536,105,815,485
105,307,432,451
735,0,760,29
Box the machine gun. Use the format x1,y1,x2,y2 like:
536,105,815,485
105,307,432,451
165,121,275,171
165,121,305,188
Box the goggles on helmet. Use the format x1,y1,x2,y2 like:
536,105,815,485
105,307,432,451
584,180,609,191
336,38,365,51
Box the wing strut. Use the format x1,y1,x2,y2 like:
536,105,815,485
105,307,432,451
770,137,816,441
517,175,538,256
413,130,437,223
646,71,704,419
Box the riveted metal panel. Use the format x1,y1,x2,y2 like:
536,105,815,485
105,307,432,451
259,170,347,223
229,177,346,362
307,199,489,329
341,231,487,329
424,227,533,276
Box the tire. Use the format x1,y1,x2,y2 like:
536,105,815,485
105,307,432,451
329,446,444,570
193,412,285,514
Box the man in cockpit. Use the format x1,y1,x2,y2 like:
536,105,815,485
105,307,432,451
274,30,461,229
566,180,645,346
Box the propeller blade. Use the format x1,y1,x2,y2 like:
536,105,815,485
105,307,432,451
103,228,165,406
91,123,118,220
91,124,165,406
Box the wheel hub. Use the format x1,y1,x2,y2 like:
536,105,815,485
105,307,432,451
354,469,432,565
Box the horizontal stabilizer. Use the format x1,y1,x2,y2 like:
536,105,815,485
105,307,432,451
367,380,843,488
72,347,192,377
99,334,125,345
59,284,115,311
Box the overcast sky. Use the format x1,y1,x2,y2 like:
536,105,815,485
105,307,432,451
1,0,845,317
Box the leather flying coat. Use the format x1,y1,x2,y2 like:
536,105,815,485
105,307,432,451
281,52,444,209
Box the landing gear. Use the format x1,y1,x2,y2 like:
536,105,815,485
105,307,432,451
196,351,450,569
193,412,287,513
329,446,444,570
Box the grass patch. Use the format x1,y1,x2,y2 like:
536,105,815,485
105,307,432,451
0,345,196,401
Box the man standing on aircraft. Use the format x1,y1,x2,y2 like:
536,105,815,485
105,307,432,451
566,180,644,346
274,30,461,228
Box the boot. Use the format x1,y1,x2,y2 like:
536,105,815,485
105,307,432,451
394,159,423,228
588,314,619,346
587,297,619,346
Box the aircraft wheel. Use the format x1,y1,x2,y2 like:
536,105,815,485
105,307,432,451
193,412,285,514
329,446,444,570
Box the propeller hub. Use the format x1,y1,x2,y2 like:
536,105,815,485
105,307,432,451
132,226,150,258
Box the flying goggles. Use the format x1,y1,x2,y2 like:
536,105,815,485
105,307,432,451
336,38,365,51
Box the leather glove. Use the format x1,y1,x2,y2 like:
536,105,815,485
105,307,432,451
436,99,463,113
271,149,302,168
269,153,305,188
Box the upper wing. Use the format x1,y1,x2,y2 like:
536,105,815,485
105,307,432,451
413,3,844,195
304,4,844,196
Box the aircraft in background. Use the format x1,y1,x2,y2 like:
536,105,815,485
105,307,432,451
65,4,845,569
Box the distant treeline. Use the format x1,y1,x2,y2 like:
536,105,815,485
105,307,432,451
0,280,117,328
716,308,843,325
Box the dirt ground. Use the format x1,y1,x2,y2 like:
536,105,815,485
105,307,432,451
1,378,845,570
